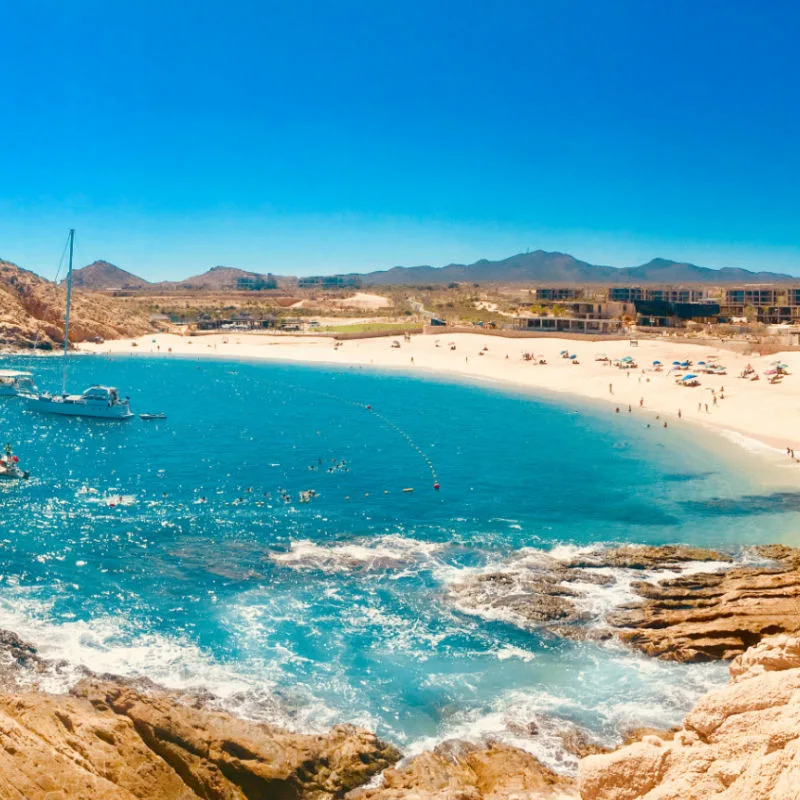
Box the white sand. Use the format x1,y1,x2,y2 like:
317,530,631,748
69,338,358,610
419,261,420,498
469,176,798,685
79,332,800,455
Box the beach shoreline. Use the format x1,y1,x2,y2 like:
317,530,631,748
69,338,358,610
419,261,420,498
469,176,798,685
76,331,800,470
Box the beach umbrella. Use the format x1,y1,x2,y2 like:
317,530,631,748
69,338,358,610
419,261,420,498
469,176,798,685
672,361,681,365
682,374,698,380
652,360,661,365
569,354,577,359
560,350,568,355
697,361,706,365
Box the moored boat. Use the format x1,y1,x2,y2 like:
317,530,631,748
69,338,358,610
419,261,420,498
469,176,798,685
28,385,133,419
26,229,134,420
0,370,35,397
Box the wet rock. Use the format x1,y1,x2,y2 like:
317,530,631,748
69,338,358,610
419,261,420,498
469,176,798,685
447,554,614,630
608,559,800,662
346,740,577,799
565,545,730,571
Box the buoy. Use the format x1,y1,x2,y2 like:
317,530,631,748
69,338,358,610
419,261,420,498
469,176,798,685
433,482,440,490
366,404,371,410
402,487,414,493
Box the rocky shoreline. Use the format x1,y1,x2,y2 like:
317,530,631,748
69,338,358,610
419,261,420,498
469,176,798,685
2,544,799,799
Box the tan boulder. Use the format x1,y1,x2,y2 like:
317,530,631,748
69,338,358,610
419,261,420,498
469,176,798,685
577,634,800,799
0,678,399,799
348,741,577,799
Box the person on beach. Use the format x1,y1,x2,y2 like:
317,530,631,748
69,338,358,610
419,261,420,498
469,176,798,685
705,403,709,413
628,405,632,413
678,409,682,419
639,397,644,407
615,407,620,413
609,383,613,394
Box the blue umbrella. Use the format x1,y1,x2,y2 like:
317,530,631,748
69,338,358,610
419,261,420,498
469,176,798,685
652,360,661,365
569,354,577,359
682,374,698,380
697,361,706,365
672,361,681,365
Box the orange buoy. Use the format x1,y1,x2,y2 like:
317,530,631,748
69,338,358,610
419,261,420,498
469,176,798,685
433,482,440,490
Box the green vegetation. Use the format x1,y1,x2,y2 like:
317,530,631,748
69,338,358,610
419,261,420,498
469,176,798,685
318,322,422,333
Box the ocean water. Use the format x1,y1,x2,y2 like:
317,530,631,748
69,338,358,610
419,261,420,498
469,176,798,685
0,353,798,771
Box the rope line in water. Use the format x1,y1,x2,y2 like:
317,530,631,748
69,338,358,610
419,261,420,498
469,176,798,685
273,380,441,490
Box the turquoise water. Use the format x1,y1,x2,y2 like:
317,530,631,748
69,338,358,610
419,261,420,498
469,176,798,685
0,354,798,769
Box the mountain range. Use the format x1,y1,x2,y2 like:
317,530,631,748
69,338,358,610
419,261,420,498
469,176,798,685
356,252,795,285
60,250,797,289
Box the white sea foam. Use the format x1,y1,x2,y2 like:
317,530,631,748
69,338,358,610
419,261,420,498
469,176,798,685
270,534,445,574
443,543,740,631
0,587,343,733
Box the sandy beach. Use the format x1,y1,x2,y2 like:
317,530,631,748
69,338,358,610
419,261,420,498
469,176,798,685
79,331,800,457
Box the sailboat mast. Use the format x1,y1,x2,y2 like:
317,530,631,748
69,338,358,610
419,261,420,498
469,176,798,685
61,228,75,396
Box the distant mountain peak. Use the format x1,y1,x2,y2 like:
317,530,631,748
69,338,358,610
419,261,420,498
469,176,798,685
69,260,150,290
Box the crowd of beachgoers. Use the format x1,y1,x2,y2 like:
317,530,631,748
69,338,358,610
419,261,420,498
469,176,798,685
80,331,799,457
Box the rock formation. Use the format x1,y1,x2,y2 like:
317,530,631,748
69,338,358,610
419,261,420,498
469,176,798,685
447,544,800,663
0,677,400,799
578,632,800,799
608,546,800,662
346,740,577,799
0,258,152,349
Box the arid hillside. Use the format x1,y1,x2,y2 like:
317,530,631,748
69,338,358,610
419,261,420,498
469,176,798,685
0,259,154,349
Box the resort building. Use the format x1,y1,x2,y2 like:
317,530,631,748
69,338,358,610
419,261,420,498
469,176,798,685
719,287,800,324
298,275,362,289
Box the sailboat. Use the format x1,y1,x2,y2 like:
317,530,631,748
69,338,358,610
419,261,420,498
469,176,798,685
26,229,134,420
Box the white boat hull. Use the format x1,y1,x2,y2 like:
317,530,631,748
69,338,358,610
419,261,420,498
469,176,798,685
27,396,134,420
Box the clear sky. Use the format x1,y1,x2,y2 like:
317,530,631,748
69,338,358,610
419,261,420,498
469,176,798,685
2,0,800,280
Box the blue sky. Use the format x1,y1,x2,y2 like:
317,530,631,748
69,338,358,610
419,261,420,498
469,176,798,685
2,0,800,279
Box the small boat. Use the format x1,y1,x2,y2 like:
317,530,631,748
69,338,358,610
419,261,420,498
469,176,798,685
139,412,166,420
0,448,29,480
26,229,134,421
0,370,36,397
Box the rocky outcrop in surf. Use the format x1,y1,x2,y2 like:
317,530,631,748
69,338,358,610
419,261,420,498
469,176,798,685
578,632,800,799
609,545,800,662
446,544,800,663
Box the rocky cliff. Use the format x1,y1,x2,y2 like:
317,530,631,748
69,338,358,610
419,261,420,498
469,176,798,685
0,259,152,349
578,633,800,799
